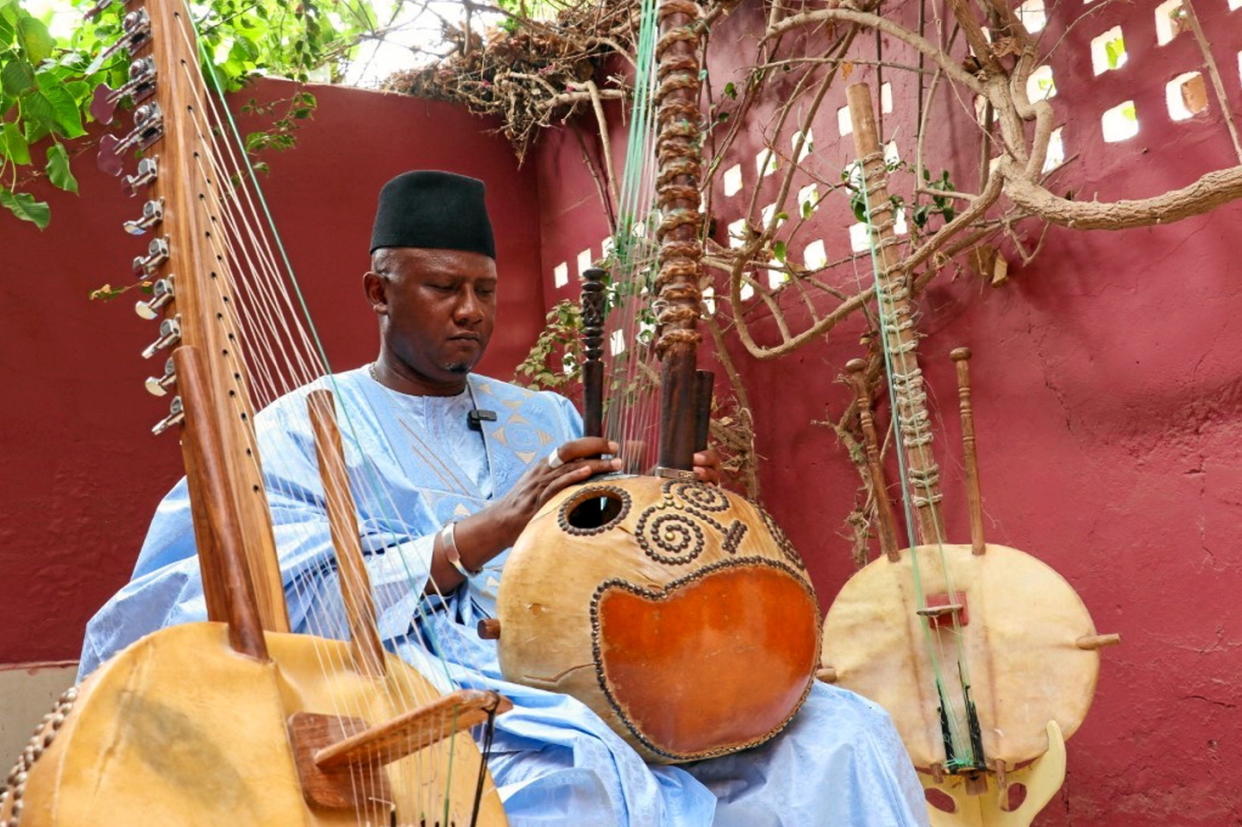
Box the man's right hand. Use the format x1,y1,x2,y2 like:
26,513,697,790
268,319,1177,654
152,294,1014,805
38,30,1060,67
489,437,621,549
439,438,620,589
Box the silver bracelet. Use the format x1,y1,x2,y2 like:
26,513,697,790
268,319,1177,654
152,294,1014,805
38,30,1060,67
439,521,480,578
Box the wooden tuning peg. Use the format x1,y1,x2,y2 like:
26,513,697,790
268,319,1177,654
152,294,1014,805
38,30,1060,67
951,347,986,555
1075,633,1121,650
845,359,901,562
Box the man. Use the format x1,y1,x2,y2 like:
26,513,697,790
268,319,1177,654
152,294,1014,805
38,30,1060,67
81,171,927,825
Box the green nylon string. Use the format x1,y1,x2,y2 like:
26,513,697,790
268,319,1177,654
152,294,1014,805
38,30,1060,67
614,0,659,268
853,152,982,772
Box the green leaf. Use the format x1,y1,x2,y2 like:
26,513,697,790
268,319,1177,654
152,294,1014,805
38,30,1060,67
45,143,77,193
772,240,787,262
32,78,85,137
2,121,30,164
0,188,50,228
17,15,54,63
723,81,736,99
1,57,35,95
801,199,814,219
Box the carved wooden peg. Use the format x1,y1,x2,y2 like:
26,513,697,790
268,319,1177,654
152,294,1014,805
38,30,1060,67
951,347,987,556
845,358,901,562
478,618,501,640
1076,633,1122,650
581,267,607,440
816,666,838,683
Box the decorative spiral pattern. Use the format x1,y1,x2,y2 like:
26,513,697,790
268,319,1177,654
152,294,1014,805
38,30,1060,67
636,509,705,565
757,504,806,569
667,480,730,513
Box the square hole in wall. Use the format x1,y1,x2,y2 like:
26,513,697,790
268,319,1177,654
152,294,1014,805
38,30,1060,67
577,248,594,277
1166,71,1208,119
702,285,716,315
849,222,872,253
1101,100,1140,142
884,140,901,166
838,105,853,136
553,261,569,288
1042,126,1065,172
798,183,820,219
761,202,787,231
638,316,656,345
803,239,828,270
740,280,755,301
1017,0,1047,33
767,262,789,289
601,236,615,258
791,129,814,162
610,329,626,355
723,163,743,196
1231,0,1242,10
1091,26,1128,75
881,82,893,113
756,149,778,177
974,95,994,126
894,207,908,235
1155,0,1189,45
843,159,862,189
728,217,748,249
1027,65,1057,101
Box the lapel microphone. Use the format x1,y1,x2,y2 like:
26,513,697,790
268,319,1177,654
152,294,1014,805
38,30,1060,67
467,409,497,431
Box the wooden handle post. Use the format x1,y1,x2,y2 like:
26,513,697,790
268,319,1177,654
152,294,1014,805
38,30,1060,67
951,347,987,555
693,370,714,452
654,0,706,474
173,345,268,662
307,390,386,678
846,359,901,562
847,82,946,544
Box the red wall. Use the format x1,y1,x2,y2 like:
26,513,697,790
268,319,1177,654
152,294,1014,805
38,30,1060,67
0,79,544,664
533,2,1242,824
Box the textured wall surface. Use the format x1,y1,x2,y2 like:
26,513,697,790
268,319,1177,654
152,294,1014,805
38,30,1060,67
0,78,543,664
533,1,1242,824
1,2,1240,823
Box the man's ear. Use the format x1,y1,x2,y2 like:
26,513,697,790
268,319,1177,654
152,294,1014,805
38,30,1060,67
363,271,387,314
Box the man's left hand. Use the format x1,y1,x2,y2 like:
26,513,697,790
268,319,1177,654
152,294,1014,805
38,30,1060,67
693,448,721,485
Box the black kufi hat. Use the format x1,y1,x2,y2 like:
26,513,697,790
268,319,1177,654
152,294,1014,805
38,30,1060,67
369,170,496,259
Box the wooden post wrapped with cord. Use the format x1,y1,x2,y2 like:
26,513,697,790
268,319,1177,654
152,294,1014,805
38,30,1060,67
654,0,706,475
846,82,946,544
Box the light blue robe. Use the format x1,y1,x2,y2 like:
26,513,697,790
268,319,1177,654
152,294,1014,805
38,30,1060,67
80,367,928,826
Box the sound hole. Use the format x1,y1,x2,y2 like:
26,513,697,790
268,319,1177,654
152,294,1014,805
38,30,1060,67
559,486,630,536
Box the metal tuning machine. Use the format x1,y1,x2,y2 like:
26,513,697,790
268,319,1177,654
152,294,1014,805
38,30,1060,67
135,277,174,320
97,8,151,62
91,56,157,126
151,396,184,436
123,198,164,235
144,358,177,397
132,236,170,277
141,316,181,360
97,102,163,177
122,157,158,197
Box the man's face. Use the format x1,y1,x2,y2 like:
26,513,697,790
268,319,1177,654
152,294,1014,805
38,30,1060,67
367,247,497,386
